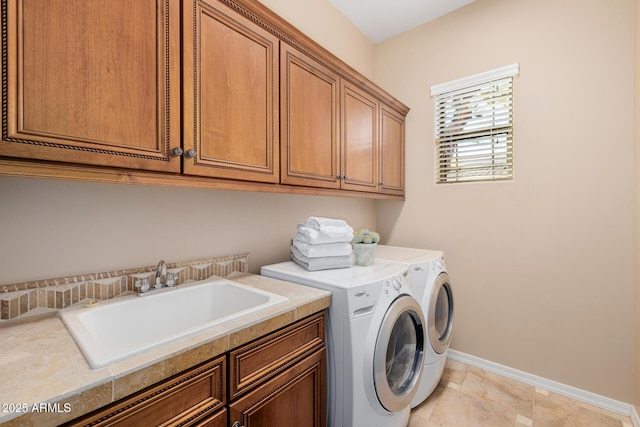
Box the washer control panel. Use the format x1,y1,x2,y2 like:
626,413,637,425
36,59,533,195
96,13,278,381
384,271,410,297
346,269,412,315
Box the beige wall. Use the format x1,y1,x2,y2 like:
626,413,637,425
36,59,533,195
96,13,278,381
0,0,377,284
635,0,640,415
0,177,376,283
257,0,375,79
374,0,635,402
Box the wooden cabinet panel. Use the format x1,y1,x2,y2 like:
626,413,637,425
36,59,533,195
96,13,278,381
280,42,340,189
341,81,379,193
64,356,226,427
379,104,405,195
229,311,325,399
183,0,279,183
229,349,326,427
193,408,227,427
1,0,181,172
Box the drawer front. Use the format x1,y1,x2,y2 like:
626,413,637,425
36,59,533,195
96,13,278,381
229,348,326,427
192,407,227,427
66,355,226,427
230,312,325,399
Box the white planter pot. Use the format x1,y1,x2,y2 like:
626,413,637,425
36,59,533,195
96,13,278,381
353,243,377,266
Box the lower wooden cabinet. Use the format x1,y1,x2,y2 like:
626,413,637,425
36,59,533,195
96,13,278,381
193,409,228,427
63,356,226,427
229,310,325,399
64,312,326,427
229,349,326,427
228,311,326,427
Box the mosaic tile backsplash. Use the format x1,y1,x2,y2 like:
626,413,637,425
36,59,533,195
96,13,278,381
0,253,249,321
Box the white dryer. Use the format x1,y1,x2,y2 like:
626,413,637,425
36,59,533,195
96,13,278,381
375,245,455,408
261,260,426,427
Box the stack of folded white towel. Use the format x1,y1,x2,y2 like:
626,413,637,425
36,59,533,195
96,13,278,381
291,217,353,271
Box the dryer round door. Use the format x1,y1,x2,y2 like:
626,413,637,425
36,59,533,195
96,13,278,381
373,295,426,412
428,272,454,354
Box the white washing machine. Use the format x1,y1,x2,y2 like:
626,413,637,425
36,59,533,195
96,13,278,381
375,245,454,408
261,260,426,427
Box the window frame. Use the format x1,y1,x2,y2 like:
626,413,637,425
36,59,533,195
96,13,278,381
431,64,519,184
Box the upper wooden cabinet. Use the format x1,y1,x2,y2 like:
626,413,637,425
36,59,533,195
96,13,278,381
0,0,181,172
280,42,340,189
341,81,379,193
379,104,406,196
281,44,392,195
182,0,280,183
0,0,409,198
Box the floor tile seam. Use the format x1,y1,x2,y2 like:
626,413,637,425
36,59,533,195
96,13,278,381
446,381,530,424
532,387,632,424
455,367,536,419
515,413,533,426
520,371,628,425
433,383,464,420
532,408,629,427
414,383,536,427
530,393,631,427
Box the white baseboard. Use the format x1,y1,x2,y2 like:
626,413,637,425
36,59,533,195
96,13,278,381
447,349,633,418
631,405,639,427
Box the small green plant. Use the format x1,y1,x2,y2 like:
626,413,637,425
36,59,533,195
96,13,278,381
352,229,380,244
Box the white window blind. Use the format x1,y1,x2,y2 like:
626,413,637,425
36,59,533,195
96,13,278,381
432,64,518,184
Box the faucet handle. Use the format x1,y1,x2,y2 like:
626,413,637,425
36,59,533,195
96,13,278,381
165,273,177,287
135,279,150,294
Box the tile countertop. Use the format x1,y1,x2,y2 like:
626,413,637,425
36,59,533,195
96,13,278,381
0,273,331,427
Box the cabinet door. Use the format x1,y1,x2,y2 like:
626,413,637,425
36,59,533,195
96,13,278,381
183,0,279,183
229,349,326,427
0,0,181,172
341,81,379,193
280,42,340,189
379,104,405,195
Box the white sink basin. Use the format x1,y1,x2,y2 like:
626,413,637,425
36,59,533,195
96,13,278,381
59,278,288,368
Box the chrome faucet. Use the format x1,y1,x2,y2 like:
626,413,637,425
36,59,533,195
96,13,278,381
135,260,178,296
155,260,167,288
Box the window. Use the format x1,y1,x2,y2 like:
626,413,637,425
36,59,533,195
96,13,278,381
431,64,519,183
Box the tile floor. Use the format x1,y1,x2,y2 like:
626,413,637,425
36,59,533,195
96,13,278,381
409,359,633,427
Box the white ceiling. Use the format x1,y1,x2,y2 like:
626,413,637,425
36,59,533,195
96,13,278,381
329,0,476,44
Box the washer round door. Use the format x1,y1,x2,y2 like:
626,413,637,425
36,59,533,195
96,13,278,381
373,295,426,412
428,272,454,354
